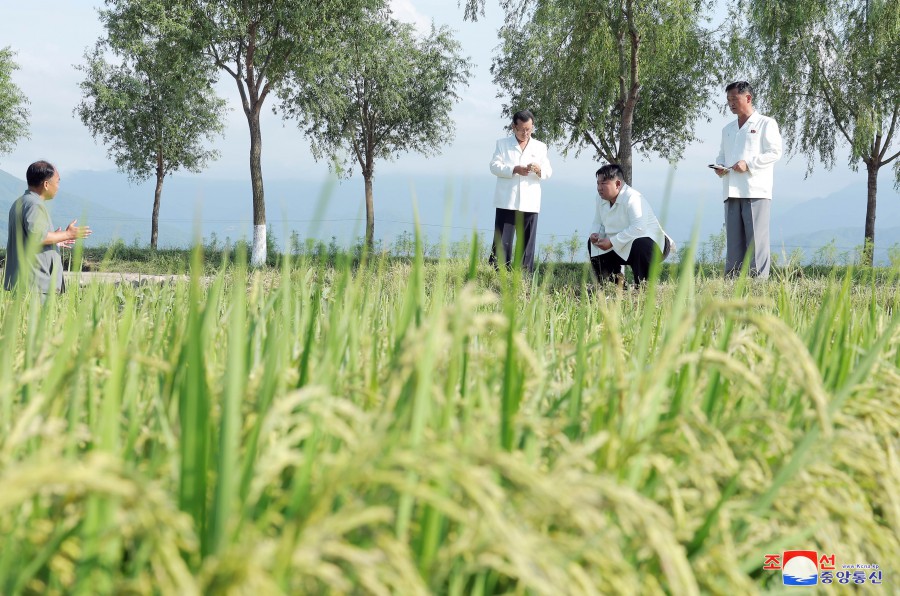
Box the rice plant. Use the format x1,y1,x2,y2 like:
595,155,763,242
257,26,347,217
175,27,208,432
0,242,898,594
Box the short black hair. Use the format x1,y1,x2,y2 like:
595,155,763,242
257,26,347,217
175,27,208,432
595,164,625,182
26,161,56,187
725,81,753,96
512,109,534,126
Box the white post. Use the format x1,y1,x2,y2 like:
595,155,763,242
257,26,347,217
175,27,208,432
251,224,266,267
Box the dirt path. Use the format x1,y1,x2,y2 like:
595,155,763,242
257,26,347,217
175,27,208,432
66,272,192,286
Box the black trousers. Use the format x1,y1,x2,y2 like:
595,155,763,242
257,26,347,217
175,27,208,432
593,236,661,285
489,208,539,273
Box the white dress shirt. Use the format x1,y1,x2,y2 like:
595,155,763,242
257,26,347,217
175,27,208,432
490,135,552,213
716,111,783,200
592,184,667,260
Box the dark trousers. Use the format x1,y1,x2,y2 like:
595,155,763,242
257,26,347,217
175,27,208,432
489,208,539,273
593,236,661,285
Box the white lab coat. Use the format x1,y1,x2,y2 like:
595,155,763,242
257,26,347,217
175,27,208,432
489,135,552,213
716,111,783,200
592,184,667,260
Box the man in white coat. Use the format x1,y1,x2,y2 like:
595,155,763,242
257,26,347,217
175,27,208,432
589,164,673,285
712,81,782,278
489,109,552,274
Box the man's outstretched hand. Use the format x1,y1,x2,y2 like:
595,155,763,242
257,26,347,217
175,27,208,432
45,220,92,247
65,219,92,240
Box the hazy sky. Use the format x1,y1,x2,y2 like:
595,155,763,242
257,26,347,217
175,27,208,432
0,0,885,205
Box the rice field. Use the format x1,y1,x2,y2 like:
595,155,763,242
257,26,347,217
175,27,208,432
1,243,898,595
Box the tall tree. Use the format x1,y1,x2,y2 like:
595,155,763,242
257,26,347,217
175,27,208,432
76,2,226,249
183,0,381,266
734,0,900,265
464,0,721,185
0,46,30,157
278,11,471,248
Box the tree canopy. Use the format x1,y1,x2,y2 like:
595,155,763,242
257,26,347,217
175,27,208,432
468,0,721,184
0,46,30,157
76,1,226,247
734,0,900,262
278,10,471,246
182,0,383,266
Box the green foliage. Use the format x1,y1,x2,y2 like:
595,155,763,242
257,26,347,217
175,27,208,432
281,13,470,173
889,243,900,268
76,1,228,249
1,254,899,593
697,225,727,265
174,0,385,265
278,9,471,246
0,46,30,157
76,2,226,183
734,0,900,264
485,0,721,182
771,246,806,272
734,0,900,182
188,0,384,97
812,239,839,268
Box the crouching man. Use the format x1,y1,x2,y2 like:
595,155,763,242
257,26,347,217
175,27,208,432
588,164,673,285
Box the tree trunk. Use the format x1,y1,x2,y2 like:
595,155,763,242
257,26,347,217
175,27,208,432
863,160,878,266
364,171,374,250
617,0,640,186
618,86,638,185
248,109,267,267
152,149,164,250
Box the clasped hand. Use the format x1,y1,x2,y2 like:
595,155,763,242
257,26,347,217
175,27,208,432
589,233,612,250
514,163,541,176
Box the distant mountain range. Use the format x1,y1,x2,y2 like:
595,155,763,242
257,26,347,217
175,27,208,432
2,167,898,263
0,168,191,247
772,191,900,264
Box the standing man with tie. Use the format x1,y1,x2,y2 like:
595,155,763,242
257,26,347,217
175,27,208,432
489,109,552,274
712,81,783,278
